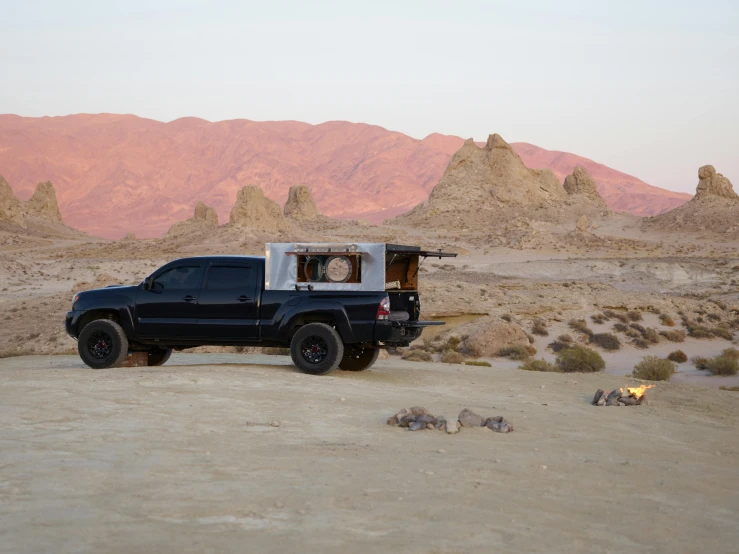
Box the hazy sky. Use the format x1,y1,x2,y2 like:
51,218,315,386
2,0,737,193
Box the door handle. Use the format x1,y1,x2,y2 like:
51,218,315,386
237,295,250,302
182,295,196,302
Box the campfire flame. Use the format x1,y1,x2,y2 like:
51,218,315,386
620,384,654,399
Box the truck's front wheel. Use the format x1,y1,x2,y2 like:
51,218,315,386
339,345,380,371
290,323,344,375
78,319,129,369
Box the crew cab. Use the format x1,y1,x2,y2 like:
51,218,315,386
65,243,455,374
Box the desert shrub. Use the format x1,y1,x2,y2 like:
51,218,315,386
711,327,733,340
613,323,629,333
568,319,593,337
604,310,629,323
721,347,739,359
402,350,432,362
589,333,621,351
625,329,642,339
556,346,606,373
696,316,705,324
548,334,573,353
629,323,646,334
519,358,561,372
660,330,686,343
498,344,536,360
659,314,676,327
707,355,739,376
712,299,728,311
632,356,676,381
501,314,512,322
531,319,549,336
627,311,643,322
719,386,739,391
464,360,492,367
667,350,688,363
632,338,649,349
440,350,464,364
444,336,461,351
591,313,607,325
707,313,721,322
644,327,660,344
687,325,713,339
692,356,710,370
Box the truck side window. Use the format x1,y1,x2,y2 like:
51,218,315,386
153,266,202,291
206,266,251,290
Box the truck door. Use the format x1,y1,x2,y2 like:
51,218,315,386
135,263,205,338
196,262,260,340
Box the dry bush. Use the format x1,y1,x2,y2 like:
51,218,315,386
720,386,739,391
440,350,464,364
548,334,573,353
707,355,739,376
630,323,646,334
589,333,621,351
498,344,536,360
591,313,607,325
613,323,629,333
632,356,676,381
627,311,643,322
402,350,432,362
556,346,606,373
644,327,660,344
687,325,713,339
660,330,686,343
464,360,492,367
444,336,461,352
531,319,549,337
659,314,676,327
568,319,593,337
707,313,721,322
692,356,710,370
721,347,739,359
263,347,291,355
667,350,688,363
519,358,561,372
632,338,649,349
501,314,512,322
711,327,733,340
604,310,629,323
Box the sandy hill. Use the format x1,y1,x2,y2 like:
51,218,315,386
642,165,739,233
0,114,689,238
394,134,611,230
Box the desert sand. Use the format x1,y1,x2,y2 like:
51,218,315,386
1,353,737,554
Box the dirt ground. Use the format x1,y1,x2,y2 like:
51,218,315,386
1,353,738,554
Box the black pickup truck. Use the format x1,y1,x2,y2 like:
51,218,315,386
66,245,454,374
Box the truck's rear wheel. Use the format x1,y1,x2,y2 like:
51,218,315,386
339,345,380,371
148,347,172,366
78,319,129,369
290,323,344,375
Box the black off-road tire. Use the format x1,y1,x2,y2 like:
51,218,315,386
148,347,173,366
339,345,380,371
78,319,129,369
290,323,344,375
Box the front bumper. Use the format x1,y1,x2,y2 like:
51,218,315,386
374,320,445,346
65,311,78,339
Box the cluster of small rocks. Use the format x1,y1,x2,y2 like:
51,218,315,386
387,407,513,433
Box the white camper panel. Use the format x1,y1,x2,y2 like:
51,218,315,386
265,243,387,291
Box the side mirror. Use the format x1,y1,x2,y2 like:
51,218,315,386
143,276,153,291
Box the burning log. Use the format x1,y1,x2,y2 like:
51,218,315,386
592,384,654,407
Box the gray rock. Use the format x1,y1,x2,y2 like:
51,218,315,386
415,414,437,426
408,420,426,431
458,408,485,427
398,414,416,427
485,416,514,433
435,416,447,430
